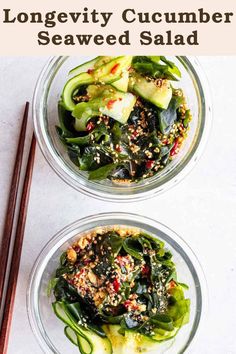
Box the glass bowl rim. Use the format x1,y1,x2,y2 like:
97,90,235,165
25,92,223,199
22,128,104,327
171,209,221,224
33,56,212,203
27,212,208,354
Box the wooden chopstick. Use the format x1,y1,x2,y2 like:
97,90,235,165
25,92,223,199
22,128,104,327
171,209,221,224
0,102,29,309
0,134,36,354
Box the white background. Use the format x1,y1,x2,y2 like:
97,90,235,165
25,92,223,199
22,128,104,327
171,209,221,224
0,57,236,354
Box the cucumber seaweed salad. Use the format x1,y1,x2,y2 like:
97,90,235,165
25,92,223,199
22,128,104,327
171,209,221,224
50,227,190,353
57,56,192,182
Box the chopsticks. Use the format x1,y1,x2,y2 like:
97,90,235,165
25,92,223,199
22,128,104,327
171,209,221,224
0,104,36,353
0,102,29,307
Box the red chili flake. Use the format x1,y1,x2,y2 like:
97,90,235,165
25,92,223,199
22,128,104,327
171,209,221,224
115,145,122,152
83,259,91,265
145,160,155,169
112,278,120,292
124,300,131,308
141,265,150,275
116,255,124,266
86,121,95,132
110,63,120,74
162,139,168,145
169,280,176,289
75,269,85,278
131,131,138,139
170,139,179,156
107,99,117,110
73,245,81,252
87,68,94,74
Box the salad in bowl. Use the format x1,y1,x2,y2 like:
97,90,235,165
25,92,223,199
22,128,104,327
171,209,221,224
56,56,192,183
33,55,210,201
50,226,190,353
27,213,206,354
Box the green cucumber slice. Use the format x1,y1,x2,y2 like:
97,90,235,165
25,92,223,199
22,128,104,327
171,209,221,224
73,89,136,131
53,302,112,354
62,56,132,111
69,56,114,77
73,99,101,131
69,57,101,76
94,56,113,68
151,327,179,342
103,325,157,354
100,92,136,124
62,72,94,111
129,73,172,109
92,56,132,83
111,71,129,92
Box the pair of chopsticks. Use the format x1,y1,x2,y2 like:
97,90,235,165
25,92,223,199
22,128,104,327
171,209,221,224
0,102,36,353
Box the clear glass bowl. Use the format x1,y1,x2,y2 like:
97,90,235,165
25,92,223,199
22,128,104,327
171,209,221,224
33,56,211,202
27,212,207,354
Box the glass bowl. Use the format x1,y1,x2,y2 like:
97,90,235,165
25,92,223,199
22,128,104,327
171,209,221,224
27,212,207,354
33,56,211,202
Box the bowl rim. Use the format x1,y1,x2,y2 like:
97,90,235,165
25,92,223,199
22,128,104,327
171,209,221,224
27,212,208,354
33,56,212,203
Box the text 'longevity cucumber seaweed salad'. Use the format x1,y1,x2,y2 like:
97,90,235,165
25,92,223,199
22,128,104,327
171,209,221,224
50,227,190,353
57,56,192,182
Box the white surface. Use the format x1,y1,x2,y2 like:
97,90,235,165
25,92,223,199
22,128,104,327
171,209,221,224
0,56,236,354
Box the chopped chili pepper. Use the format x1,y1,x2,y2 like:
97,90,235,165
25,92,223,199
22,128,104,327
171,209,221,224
141,265,150,275
162,139,168,145
170,139,179,156
83,259,91,265
169,280,176,289
110,63,120,74
107,99,117,110
115,145,122,152
73,245,81,253
124,300,131,308
75,269,85,277
116,255,125,266
112,278,120,292
87,68,94,74
145,160,155,169
86,121,95,132
131,131,138,140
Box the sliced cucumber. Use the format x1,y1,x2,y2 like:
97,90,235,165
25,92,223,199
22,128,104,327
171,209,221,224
69,57,101,76
63,56,132,111
151,327,179,342
111,71,129,92
86,84,111,99
77,334,93,354
103,325,125,354
73,88,136,131
64,326,78,346
100,91,136,125
62,72,94,111
94,56,113,68
73,99,101,131
92,56,132,83
53,302,112,354
125,331,157,353
129,73,172,109
103,325,157,354
69,56,114,76
77,327,112,354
